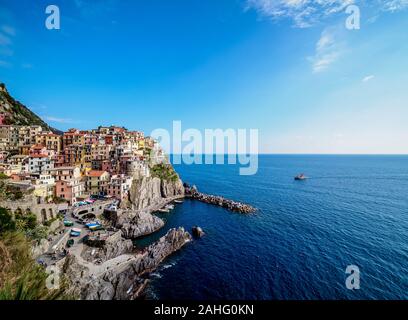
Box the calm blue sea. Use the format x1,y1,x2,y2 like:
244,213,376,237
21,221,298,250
137,155,408,300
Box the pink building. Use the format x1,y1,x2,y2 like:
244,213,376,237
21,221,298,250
29,144,47,156
52,166,84,204
102,159,113,173
84,134,98,145
0,113,6,125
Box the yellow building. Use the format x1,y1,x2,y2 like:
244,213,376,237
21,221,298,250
137,139,145,150
85,170,110,195
19,145,31,155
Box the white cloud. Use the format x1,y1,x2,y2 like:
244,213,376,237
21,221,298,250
310,27,343,73
245,0,355,27
0,32,11,46
43,116,76,124
382,0,408,12
0,24,15,67
1,25,15,36
246,0,408,27
362,75,375,82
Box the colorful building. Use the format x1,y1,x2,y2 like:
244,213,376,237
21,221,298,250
107,174,132,200
85,170,110,195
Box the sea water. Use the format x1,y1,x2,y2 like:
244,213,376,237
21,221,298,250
137,155,408,300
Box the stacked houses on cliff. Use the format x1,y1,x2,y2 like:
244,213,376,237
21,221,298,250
0,125,165,205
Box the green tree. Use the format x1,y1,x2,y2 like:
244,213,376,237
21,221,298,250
0,207,15,233
0,173,9,180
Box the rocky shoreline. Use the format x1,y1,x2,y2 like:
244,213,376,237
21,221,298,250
184,183,256,214
49,170,255,300
62,227,191,300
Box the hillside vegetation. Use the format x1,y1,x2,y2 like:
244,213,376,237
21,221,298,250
0,206,70,299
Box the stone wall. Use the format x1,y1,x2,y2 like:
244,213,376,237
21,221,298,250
72,200,114,219
0,195,62,223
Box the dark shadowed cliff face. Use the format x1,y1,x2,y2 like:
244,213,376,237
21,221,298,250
0,83,61,134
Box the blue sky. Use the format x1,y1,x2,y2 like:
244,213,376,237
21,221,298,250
0,0,407,154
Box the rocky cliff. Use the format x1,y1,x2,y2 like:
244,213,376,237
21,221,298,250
127,177,162,210
81,231,134,263
125,174,184,211
119,211,165,239
62,228,192,300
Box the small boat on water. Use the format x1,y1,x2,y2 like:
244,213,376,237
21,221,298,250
157,208,170,213
294,174,308,181
174,200,184,204
166,204,175,210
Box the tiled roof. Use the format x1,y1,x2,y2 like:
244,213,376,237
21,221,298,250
86,170,107,177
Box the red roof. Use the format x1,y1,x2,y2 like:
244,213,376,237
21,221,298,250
86,170,107,177
31,144,45,149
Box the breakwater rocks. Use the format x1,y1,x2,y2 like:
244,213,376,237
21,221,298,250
62,227,191,300
184,184,256,214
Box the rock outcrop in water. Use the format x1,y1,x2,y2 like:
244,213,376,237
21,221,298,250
192,226,205,238
184,184,255,214
119,210,165,239
105,207,165,240
62,227,192,300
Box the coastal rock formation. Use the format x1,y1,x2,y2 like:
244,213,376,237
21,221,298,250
62,228,192,300
127,174,184,211
192,226,205,238
184,184,256,214
133,227,192,275
31,238,50,259
120,211,165,239
161,178,184,198
82,231,134,263
61,254,92,298
128,177,162,211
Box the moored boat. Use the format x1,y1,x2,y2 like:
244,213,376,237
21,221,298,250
294,174,308,181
